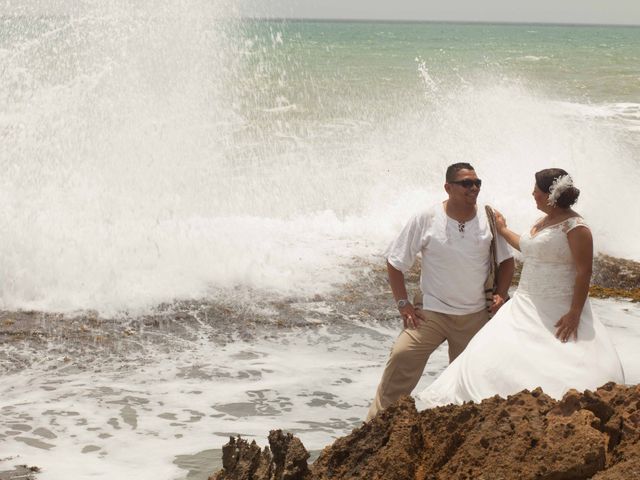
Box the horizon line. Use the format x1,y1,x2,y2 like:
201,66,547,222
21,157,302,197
238,17,640,28
0,13,637,28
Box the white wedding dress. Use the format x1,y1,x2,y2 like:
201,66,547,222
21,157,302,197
417,217,625,407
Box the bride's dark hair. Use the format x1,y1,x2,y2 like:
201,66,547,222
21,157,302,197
535,168,580,208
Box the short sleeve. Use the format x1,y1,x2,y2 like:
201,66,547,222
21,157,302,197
495,232,513,265
564,216,589,233
385,213,429,273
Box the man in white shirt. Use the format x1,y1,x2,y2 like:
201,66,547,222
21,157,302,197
366,163,515,420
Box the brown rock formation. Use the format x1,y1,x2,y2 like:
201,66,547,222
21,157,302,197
590,254,640,301
212,383,640,480
210,430,311,480
592,254,640,292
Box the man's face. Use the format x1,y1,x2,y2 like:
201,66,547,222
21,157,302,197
445,168,481,206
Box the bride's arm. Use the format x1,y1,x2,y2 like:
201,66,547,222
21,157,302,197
554,226,593,342
494,210,521,251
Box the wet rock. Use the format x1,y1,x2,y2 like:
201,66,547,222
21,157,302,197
314,390,607,480
312,396,424,480
592,444,640,479
590,255,640,301
211,383,640,480
268,430,311,480
210,437,268,480
210,431,310,480
0,464,40,480
592,254,640,292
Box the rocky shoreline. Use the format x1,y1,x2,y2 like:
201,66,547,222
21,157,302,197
209,254,640,480
590,255,640,301
0,254,637,479
1,254,637,360
0,464,40,480
211,383,640,480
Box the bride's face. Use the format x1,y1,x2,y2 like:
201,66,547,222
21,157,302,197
532,184,549,211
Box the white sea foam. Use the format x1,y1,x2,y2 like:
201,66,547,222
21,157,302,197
1,11,639,317
362,78,640,261
519,55,549,61
554,100,640,121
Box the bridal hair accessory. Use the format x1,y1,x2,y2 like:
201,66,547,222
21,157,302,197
547,175,573,206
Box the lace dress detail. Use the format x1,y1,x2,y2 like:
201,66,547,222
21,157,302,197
417,216,624,407
518,217,588,297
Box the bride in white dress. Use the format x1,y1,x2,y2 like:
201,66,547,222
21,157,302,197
417,168,625,407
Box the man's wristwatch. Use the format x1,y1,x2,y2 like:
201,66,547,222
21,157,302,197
397,299,410,309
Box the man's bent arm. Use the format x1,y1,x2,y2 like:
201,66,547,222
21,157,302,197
495,257,515,299
387,261,409,303
387,261,423,329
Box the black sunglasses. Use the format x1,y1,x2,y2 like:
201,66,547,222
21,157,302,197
449,179,482,189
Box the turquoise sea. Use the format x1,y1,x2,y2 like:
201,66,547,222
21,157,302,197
0,10,639,479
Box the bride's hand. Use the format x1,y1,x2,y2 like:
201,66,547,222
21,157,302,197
493,210,507,234
555,311,580,342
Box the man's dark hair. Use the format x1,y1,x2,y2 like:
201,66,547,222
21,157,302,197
446,163,475,182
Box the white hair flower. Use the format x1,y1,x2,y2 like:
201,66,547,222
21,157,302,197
547,174,573,206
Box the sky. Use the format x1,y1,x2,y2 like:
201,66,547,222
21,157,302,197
1,0,639,26
238,0,640,26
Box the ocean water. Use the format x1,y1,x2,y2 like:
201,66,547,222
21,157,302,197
1,13,639,314
0,5,639,479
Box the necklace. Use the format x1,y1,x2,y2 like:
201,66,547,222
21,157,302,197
540,213,569,229
444,201,474,237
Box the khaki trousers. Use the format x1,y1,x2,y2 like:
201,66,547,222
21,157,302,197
366,308,489,421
